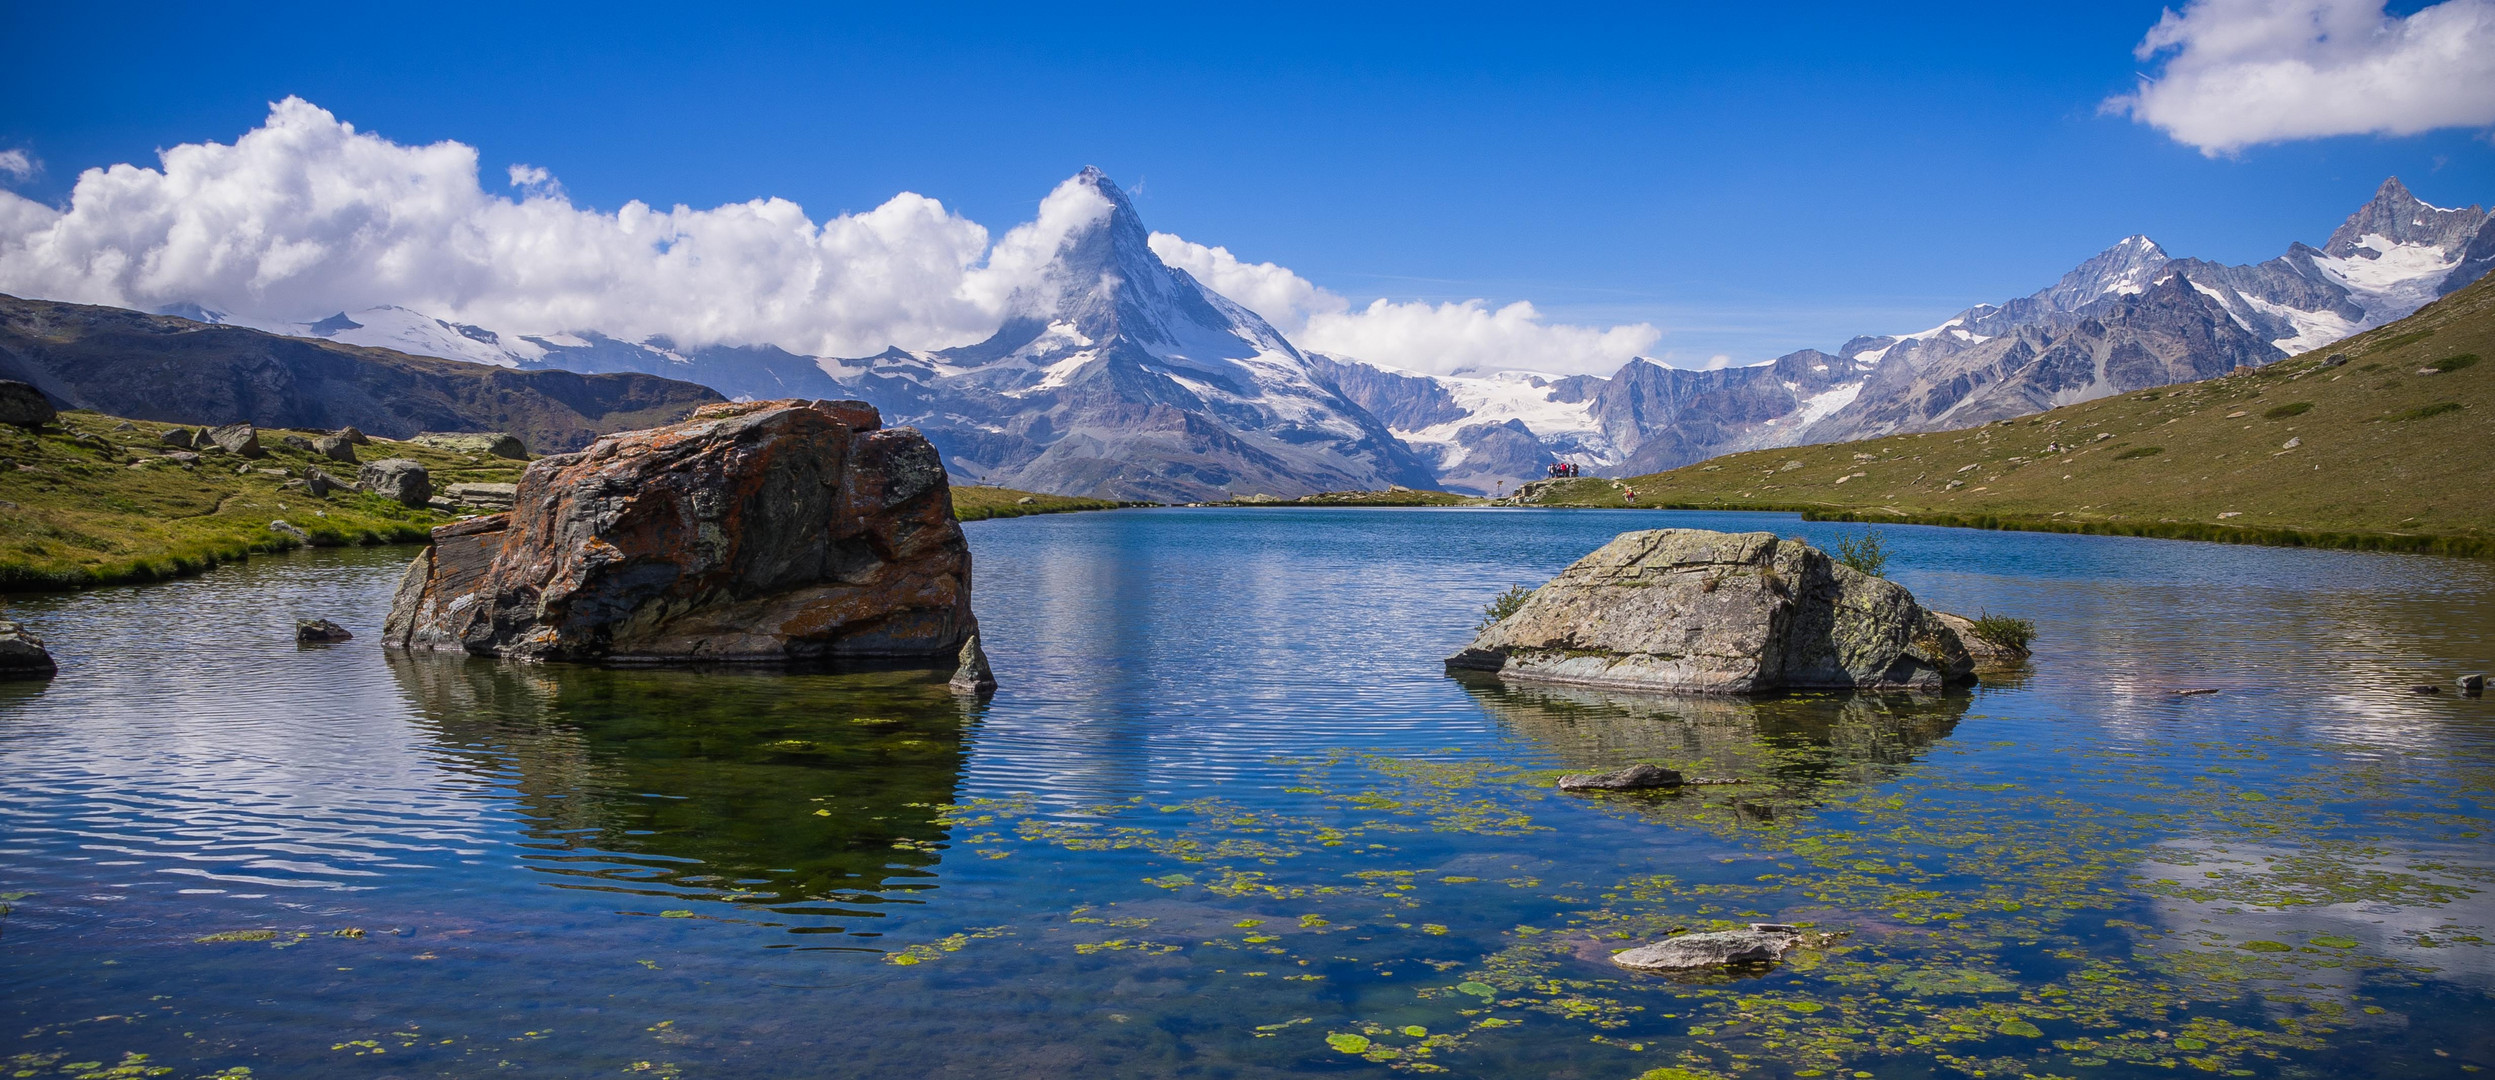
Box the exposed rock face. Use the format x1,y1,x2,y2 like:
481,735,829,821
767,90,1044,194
0,620,57,679
1558,764,1683,791
159,428,198,447
360,459,432,508
382,399,976,663
1447,529,1975,694
1613,928,1802,971
312,435,357,462
0,379,56,427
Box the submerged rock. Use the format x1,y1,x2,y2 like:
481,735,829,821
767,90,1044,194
296,619,354,643
359,459,432,508
1613,927,1802,971
0,380,55,428
2462,674,2486,697
1557,763,1683,791
1447,529,1974,694
383,399,975,663
949,633,997,694
0,620,58,679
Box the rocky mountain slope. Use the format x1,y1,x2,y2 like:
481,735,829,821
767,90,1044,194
0,295,724,453
1324,178,2492,491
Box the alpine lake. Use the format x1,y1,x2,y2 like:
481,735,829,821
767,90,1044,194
3,507,2491,1080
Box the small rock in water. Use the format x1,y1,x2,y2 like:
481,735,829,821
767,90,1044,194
296,619,354,644
949,633,997,694
2411,684,2442,695
1612,928,1801,972
0,620,59,680
1733,798,1777,823
2461,674,2486,697
2172,688,2219,696
1557,764,1683,792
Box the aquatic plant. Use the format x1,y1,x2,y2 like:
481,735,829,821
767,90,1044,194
1968,613,2036,652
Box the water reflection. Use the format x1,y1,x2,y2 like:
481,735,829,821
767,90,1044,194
385,652,976,934
1453,671,1966,796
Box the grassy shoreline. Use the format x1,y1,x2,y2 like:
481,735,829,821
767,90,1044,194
0,420,1140,594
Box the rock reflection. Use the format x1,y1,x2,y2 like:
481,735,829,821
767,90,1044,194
385,653,977,934
1453,671,1967,805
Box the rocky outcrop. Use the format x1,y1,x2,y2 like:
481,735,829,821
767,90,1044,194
359,459,432,508
1933,611,2031,668
445,482,517,510
204,423,265,458
0,379,55,428
312,435,358,462
382,399,976,663
1613,927,1802,971
412,432,526,459
0,620,57,679
1447,529,1974,694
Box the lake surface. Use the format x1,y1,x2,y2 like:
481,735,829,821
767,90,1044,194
3,507,2491,1080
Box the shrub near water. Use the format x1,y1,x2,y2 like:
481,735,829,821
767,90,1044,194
1833,528,1889,578
1477,585,1534,632
1970,613,2037,652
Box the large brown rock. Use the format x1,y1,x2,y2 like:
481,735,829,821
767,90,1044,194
1447,529,1974,694
382,399,975,663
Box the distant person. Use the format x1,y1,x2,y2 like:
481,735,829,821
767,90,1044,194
1623,488,1636,504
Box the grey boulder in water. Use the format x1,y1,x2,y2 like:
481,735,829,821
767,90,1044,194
0,620,57,679
1447,529,1974,695
1612,927,1802,971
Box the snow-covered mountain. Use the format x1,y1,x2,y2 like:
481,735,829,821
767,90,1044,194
1318,177,2492,490
198,174,2491,498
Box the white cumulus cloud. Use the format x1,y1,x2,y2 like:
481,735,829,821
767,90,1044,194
2111,0,2495,155
1150,232,1660,377
0,97,1088,357
0,97,1657,377
0,150,35,181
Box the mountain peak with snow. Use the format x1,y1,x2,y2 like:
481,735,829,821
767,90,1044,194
2031,234,2172,311
2325,176,2488,259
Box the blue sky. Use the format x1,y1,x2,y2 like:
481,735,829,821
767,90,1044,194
3,0,2491,369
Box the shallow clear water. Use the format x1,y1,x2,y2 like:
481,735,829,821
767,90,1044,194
3,507,2491,1079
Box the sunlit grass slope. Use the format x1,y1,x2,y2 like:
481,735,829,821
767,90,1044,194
1549,272,2495,557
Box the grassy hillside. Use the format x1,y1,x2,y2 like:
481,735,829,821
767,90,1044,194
1225,488,1477,507
1536,272,2495,557
950,485,1131,521
1,411,528,591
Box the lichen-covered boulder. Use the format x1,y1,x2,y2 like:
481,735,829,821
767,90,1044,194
359,459,432,508
1447,529,1973,695
382,399,975,663
312,435,358,462
0,380,54,428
